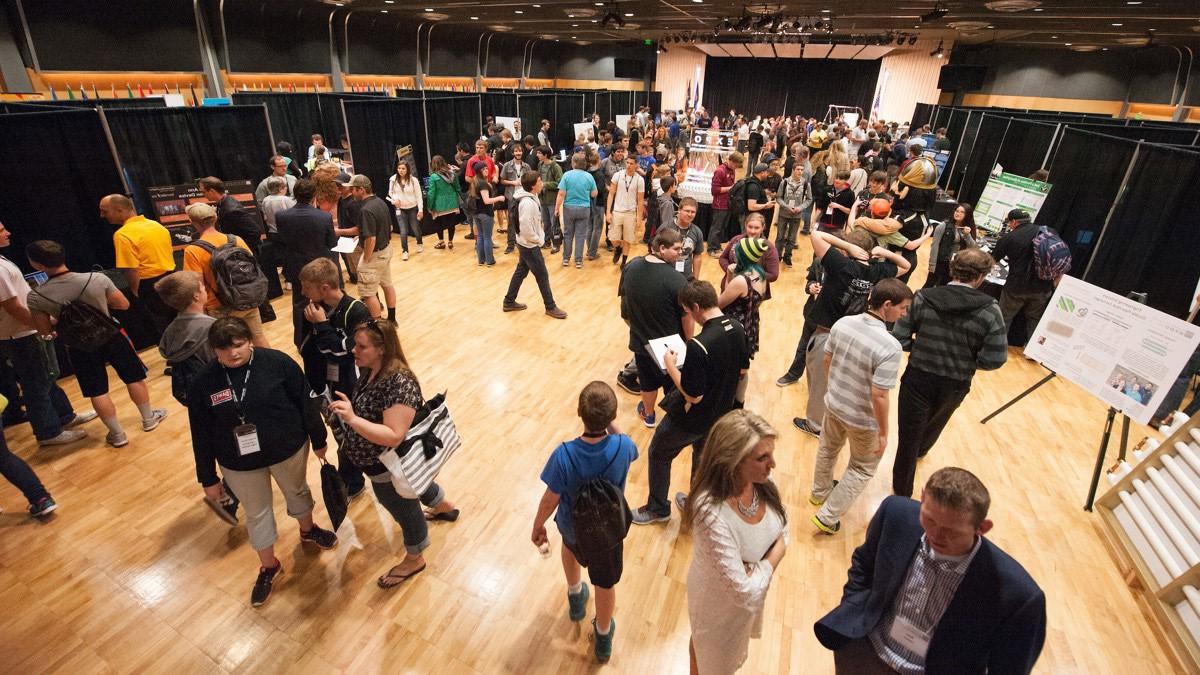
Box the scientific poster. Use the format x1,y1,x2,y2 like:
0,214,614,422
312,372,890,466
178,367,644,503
1023,276,1200,424
975,172,1052,234
573,122,595,144
496,116,520,136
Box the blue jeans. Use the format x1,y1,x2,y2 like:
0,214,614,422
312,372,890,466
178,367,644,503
561,206,591,264
396,206,421,252
0,335,73,440
588,203,605,258
0,431,47,504
475,213,495,264
365,465,445,556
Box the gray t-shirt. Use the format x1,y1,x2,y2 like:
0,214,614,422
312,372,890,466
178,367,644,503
27,271,118,318
359,196,392,251
659,221,705,280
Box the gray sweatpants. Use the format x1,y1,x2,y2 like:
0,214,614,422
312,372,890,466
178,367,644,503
804,331,831,432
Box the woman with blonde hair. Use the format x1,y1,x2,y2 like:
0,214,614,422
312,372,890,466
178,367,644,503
683,409,788,674
826,140,850,177
327,319,460,588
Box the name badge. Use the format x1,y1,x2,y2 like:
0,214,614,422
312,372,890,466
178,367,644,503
234,423,261,456
675,260,686,273
825,204,834,216
210,389,233,406
889,616,931,658
326,362,340,383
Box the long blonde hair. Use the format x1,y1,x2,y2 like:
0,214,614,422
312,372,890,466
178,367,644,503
827,141,850,174
682,409,785,532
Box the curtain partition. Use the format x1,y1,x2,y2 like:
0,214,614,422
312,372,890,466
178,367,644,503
424,95,483,158
0,109,124,272
956,115,1011,206
482,92,518,120
610,91,632,119
595,92,612,127
341,98,428,195
648,91,662,114
231,92,326,155
105,106,274,218
518,93,554,148
911,102,936,130
554,94,585,149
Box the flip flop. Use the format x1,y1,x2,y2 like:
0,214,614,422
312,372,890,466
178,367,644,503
377,563,426,589
424,508,460,522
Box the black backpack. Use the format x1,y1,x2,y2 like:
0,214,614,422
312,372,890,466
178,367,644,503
35,273,120,352
169,353,208,407
727,178,749,218
811,169,833,209
190,234,268,311
567,438,633,564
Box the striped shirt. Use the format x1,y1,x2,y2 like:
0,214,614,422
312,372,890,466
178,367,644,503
869,535,982,674
823,312,902,430
892,283,1008,382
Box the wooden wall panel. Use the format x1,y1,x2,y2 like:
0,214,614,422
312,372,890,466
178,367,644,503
653,46,706,111
873,42,947,123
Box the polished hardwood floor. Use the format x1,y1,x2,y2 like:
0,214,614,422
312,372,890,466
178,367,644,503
0,227,1182,673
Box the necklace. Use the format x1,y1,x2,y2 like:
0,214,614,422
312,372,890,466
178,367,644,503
735,488,760,518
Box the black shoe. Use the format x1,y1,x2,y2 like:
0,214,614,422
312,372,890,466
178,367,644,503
465,232,475,240
29,496,57,518
776,374,800,387
616,371,640,394
251,563,283,607
605,241,614,251
503,302,528,312
299,524,338,550
783,258,793,267
612,248,622,264
793,417,821,438
504,245,515,254
204,490,240,525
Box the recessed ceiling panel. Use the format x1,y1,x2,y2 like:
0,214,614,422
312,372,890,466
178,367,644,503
745,43,776,58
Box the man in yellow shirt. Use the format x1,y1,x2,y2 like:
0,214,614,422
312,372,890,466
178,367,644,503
181,203,270,348
100,194,176,336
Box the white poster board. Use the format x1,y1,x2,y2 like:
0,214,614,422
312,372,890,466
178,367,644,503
677,128,737,205
616,114,632,132
843,112,860,127
573,122,594,144
975,171,1052,234
496,116,520,136
1023,276,1200,425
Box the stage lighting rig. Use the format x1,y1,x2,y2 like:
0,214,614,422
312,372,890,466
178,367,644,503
921,2,949,23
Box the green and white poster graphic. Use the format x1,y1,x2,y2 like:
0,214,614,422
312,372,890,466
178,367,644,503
975,171,1053,234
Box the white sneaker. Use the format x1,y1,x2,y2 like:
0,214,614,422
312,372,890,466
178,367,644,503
402,251,409,261
417,244,424,253
65,410,98,428
39,429,87,446
142,409,168,432
106,430,129,447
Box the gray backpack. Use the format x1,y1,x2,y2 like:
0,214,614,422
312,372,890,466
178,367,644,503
190,234,267,310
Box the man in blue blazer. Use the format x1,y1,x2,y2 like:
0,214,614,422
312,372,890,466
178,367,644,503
275,179,337,346
815,467,1046,674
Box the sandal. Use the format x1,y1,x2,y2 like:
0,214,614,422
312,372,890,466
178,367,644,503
424,508,460,522
434,241,446,250
377,563,426,589
448,241,454,250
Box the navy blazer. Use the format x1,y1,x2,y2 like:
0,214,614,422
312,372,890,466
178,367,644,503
275,202,337,284
815,496,1046,674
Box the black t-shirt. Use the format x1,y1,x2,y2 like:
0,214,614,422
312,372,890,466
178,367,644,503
821,187,856,230
810,249,898,328
359,196,392,251
993,222,1054,295
675,315,750,433
619,256,686,352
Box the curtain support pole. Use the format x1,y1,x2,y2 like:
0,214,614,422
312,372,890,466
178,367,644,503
1083,142,1141,280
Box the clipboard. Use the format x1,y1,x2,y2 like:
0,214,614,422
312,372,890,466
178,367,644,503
646,334,687,371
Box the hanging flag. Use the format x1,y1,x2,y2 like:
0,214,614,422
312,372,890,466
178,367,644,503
92,83,100,99
49,87,58,101
67,86,75,100
290,82,296,93
870,69,889,123
148,82,155,95
137,82,144,97
126,83,134,98
176,83,182,95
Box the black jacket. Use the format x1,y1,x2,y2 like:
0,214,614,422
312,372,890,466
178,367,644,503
300,295,371,397
275,202,337,284
993,221,1054,295
188,347,326,486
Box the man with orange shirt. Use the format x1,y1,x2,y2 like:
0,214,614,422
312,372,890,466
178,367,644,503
182,203,271,347
100,193,176,337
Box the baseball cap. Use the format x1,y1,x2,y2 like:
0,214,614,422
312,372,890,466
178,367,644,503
339,174,372,190
185,202,216,221
1006,208,1031,223
753,162,770,174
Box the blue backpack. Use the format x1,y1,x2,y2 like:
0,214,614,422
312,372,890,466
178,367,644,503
1032,226,1072,281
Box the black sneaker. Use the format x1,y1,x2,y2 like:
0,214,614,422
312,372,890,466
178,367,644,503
612,248,622,264
616,371,640,395
504,245,515,254
465,232,475,240
299,524,338,550
29,496,57,517
251,563,283,607
605,241,613,251
793,417,821,438
204,491,240,526
776,374,800,387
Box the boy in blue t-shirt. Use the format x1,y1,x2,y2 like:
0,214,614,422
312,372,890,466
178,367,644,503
531,381,638,663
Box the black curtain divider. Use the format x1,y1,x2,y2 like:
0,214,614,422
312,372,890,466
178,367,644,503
231,92,327,155
957,115,1011,207
911,102,935,130
649,91,662,114
392,90,424,98
482,91,518,119
596,92,612,126
1065,123,1198,146
0,109,124,272
611,91,632,118
554,94,585,149
933,106,952,131
1035,128,1137,278
992,119,1058,180
424,95,482,158
945,110,985,194
1082,142,1200,317
581,91,596,118
0,101,70,114
105,106,273,217
518,93,554,148
703,58,879,119
23,98,167,110
633,91,648,112
341,98,428,196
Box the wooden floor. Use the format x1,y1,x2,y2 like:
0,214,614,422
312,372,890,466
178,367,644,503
0,227,1182,674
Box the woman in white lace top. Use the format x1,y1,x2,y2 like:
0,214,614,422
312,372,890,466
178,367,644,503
683,409,788,674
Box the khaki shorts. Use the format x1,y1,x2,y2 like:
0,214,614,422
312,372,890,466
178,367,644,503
357,245,394,296
609,211,637,243
212,305,266,344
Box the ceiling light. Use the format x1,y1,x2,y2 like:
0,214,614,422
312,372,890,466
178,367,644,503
625,13,634,17
1033,7,1043,10
425,7,433,10
515,10,523,14
1112,23,1123,26
384,0,394,3
380,9,388,13
1064,42,1072,45
984,1,1041,11
822,9,831,13
470,16,479,20
1127,1,1142,4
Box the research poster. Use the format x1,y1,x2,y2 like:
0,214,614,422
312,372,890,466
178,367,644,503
496,116,520,136
1023,276,1200,425
573,122,595,144
975,172,1052,234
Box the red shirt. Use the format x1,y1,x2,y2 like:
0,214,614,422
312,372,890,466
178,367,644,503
465,154,496,182
711,163,735,210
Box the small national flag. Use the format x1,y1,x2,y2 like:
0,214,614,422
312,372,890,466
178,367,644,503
78,83,87,100
176,83,182,95
67,86,75,100
92,83,100,99
290,82,296,93
189,83,198,104
49,87,58,101
147,83,154,95
110,83,117,98
137,82,144,97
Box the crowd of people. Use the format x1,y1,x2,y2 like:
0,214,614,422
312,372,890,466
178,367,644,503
1,102,1127,674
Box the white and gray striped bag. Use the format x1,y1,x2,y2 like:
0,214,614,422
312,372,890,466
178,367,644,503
378,392,461,499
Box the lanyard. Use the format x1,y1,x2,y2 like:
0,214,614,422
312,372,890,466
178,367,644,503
621,173,637,194
221,351,254,423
